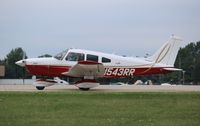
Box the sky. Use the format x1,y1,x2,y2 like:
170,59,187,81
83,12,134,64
0,0,200,59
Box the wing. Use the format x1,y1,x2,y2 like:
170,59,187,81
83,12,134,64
62,60,105,77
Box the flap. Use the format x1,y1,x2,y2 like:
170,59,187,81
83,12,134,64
62,60,105,77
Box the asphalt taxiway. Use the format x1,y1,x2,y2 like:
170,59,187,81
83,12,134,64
0,84,200,92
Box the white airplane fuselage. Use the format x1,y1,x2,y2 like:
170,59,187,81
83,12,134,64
16,36,182,90
18,50,173,78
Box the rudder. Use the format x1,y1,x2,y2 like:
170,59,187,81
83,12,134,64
148,36,182,66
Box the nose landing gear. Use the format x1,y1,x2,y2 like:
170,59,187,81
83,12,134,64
33,79,56,90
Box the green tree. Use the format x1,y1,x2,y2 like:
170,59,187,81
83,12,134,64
0,59,5,65
174,41,200,84
193,41,200,84
5,48,27,78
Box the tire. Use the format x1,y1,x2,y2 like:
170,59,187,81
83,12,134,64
79,88,90,91
36,86,45,90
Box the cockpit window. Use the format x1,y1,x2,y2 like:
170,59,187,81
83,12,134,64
87,54,98,62
54,50,68,60
102,57,111,63
66,52,85,61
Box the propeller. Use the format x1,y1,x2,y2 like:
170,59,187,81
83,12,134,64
22,51,26,62
21,51,27,84
15,51,26,67
22,51,27,84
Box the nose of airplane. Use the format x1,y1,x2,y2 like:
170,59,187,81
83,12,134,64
15,60,26,67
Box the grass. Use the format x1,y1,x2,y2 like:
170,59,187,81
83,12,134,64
0,92,200,126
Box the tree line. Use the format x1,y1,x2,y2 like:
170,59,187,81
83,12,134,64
174,41,200,84
0,41,200,84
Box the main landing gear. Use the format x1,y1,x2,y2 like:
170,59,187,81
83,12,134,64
33,78,99,91
75,79,99,91
36,86,45,90
78,88,90,91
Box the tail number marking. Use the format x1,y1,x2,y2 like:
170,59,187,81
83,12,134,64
104,68,135,76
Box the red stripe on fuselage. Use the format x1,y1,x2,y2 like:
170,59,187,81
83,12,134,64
134,67,171,75
25,65,172,77
26,65,71,77
103,67,171,78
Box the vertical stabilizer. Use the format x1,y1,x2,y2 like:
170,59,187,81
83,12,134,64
148,36,182,66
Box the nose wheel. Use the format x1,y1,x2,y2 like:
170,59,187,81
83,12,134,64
33,79,56,90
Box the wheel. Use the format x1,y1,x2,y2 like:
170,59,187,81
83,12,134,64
36,86,45,90
79,88,90,91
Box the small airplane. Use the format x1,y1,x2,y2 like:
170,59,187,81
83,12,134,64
16,36,182,90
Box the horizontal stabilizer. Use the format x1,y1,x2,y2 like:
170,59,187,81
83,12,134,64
163,68,182,71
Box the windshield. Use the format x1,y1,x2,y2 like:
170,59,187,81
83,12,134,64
54,49,68,60
66,52,84,61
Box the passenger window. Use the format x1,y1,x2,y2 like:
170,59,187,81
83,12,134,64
102,57,111,63
66,52,84,61
87,54,98,62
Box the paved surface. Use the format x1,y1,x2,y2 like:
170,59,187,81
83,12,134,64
0,84,200,92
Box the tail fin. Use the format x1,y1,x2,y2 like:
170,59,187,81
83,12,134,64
148,36,182,66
